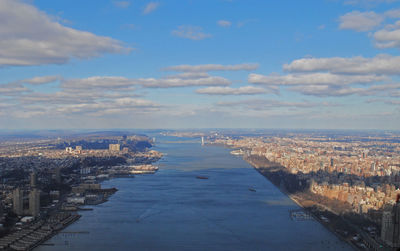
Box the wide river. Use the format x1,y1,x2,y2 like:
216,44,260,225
37,135,352,251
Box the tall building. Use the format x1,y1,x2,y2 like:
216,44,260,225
201,136,204,146
109,144,120,151
12,188,23,215
29,188,40,217
54,166,61,183
381,194,400,248
30,172,37,188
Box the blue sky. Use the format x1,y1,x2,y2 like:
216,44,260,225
0,0,400,129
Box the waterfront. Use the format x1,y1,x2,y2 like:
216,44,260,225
36,136,352,251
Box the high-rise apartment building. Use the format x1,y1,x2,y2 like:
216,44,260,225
12,188,23,215
30,172,37,188
29,188,40,217
54,166,61,183
381,194,400,248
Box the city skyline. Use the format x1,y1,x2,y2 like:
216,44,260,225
1,0,400,129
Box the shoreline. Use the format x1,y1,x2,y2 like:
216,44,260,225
245,157,361,250
30,214,81,251
33,140,357,250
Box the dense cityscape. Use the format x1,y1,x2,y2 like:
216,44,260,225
1,0,400,250
207,130,400,249
0,130,399,250
0,132,161,250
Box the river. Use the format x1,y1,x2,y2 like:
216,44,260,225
36,135,352,250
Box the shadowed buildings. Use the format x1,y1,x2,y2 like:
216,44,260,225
12,172,41,217
381,195,400,248
12,188,23,216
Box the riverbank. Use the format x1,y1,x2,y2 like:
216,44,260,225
32,136,355,251
244,155,380,250
0,213,81,251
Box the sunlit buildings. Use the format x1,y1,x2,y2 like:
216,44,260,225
109,144,120,152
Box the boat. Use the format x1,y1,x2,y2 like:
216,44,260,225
196,176,209,179
248,188,256,192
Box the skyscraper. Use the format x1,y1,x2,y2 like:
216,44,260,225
29,188,40,217
381,194,400,248
12,188,23,215
30,172,37,188
54,166,61,183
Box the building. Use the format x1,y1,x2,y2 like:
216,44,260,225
30,172,37,188
71,183,101,193
54,166,61,183
29,188,40,217
75,146,83,151
109,144,120,151
12,188,23,215
65,147,73,153
381,194,400,248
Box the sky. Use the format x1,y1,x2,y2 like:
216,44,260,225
1,0,400,130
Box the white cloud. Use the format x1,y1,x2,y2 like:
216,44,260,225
216,99,326,110
288,82,400,97
164,72,210,79
374,21,400,48
135,75,230,88
248,72,385,86
113,1,130,8
384,8,400,18
18,91,134,105
53,98,160,116
0,0,129,67
339,11,383,32
163,63,259,72
288,85,363,97
21,76,60,85
359,82,400,95
217,20,232,27
143,2,160,15
61,76,136,90
60,73,231,89
171,25,212,40
283,54,400,75
0,83,30,95
196,86,267,95
344,0,399,6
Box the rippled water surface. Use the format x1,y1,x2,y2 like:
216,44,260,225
37,136,352,251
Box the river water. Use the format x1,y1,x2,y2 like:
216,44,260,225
36,135,352,251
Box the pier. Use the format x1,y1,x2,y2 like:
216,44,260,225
289,209,314,221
